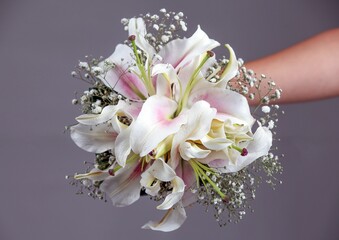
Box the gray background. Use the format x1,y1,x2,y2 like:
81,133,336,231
1,0,338,239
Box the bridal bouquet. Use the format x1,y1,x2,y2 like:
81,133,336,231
67,9,283,232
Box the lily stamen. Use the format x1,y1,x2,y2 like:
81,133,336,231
129,35,155,95
231,145,248,156
175,50,215,115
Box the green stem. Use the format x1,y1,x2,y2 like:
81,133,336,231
175,52,213,116
189,160,226,199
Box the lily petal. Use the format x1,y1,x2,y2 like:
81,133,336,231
225,126,272,172
114,125,132,167
170,101,216,168
208,126,272,172
189,88,255,126
152,64,178,98
140,171,161,196
157,176,185,210
75,100,139,126
158,26,220,70
142,203,187,232
201,120,233,150
102,44,147,100
144,158,176,182
219,44,238,83
70,123,117,153
179,142,211,160
175,161,198,207
100,161,142,207
130,95,187,156
128,18,156,60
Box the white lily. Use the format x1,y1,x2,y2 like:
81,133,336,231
207,126,273,173
187,87,272,172
71,100,142,167
130,95,188,157
140,158,185,210
99,44,148,100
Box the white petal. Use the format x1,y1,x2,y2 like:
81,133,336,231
140,171,161,196
130,95,187,156
128,18,156,60
189,88,255,126
146,158,176,182
170,101,215,168
179,142,211,160
175,161,198,207
114,125,132,167
158,26,220,69
225,126,272,172
101,44,147,100
198,150,228,165
176,56,202,98
219,44,238,83
157,176,185,210
75,100,136,125
100,161,142,207
76,105,116,125
142,203,187,232
152,64,178,97
70,123,117,153
179,101,216,141
201,136,233,151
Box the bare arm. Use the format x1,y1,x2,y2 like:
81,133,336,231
246,28,339,104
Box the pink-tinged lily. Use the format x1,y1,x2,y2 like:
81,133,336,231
130,95,187,157
150,44,238,118
99,44,148,100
